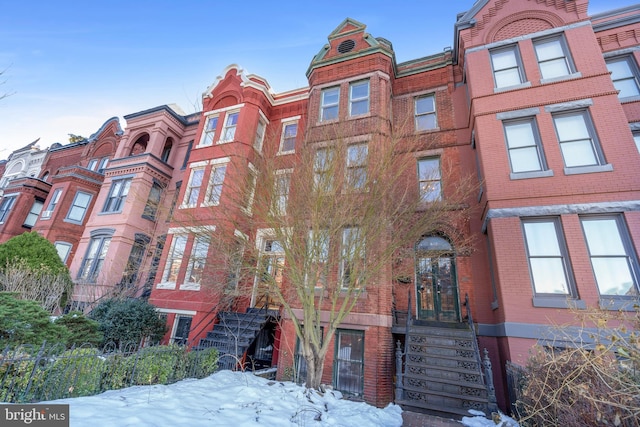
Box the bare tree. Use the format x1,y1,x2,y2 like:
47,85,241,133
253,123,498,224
1,67,14,101
177,119,477,389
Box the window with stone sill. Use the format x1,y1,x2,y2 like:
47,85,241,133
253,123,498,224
533,35,575,80
606,56,640,99
220,112,239,143
415,94,437,131
320,87,340,122
490,44,526,89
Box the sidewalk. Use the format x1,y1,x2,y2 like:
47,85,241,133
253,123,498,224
402,411,464,426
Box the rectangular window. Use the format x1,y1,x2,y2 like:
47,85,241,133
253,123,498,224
245,165,258,214
320,87,340,121
103,178,132,213
0,196,16,223
349,80,369,116
78,235,111,282
552,111,604,168
171,315,192,346
534,35,574,80
415,94,437,131
280,122,297,153
42,188,62,219
220,112,239,143
308,229,329,289
273,171,291,216
417,158,442,202
522,219,574,295
606,56,640,99
314,148,334,192
254,118,267,152
346,144,368,190
65,191,92,223
341,227,364,289
581,216,639,297
143,182,164,220
54,241,73,263
23,200,44,227
491,45,525,88
333,329,364,397
201,116,219,146
87,159,98,171
183,168,205,207
205,163,227,206
503,118,545,173
161,235,187,283
97,157,109,173
185,236,210,285
633,132,640,153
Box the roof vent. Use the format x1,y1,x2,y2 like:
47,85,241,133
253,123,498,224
337,39,356,54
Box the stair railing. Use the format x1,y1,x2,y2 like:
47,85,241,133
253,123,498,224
395,289,412,401
464,293,498,413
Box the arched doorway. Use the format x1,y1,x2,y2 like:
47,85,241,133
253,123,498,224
415,236,459,322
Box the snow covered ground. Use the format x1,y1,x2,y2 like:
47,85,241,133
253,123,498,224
43,370,519,426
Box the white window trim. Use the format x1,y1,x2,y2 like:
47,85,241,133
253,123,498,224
180,164,207,209
218,110,240,144
198,114,219,148
278,118,299,154
202,157,230,207
320,86,340,122
254,111,269,152
242,163,258,216
415,94,438,132
349,80,370,117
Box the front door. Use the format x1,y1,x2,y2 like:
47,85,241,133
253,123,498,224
416,236,459,322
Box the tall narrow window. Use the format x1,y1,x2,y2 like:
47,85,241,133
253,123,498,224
254,118,267,151
522,219,574,296
220,112,239,143
143,182,164,221
534,35,574,80
183,167,205,207
341,227,364,289
23,200,44,227
273,171,291,216
333,329,364,397
42,188,62,219
552,111,604,168
581,216,639,297
349,80,369,116
171,315,192,346
201,116,218,146
205,162,227,206
503,118,545,173
65,191,92,224
606,56,640,99
346,144,368,190
417,158,442,202
308,229,329,289
121,234,150,287
491,45,525,88
415,94,437,131
280,122,298,153
0,196,16,223
314,148,334,192
78,234,112,283
103,178,132,213
185,236,210,286
161,235,187,283
320,87,340,121
97,157,109,173
244,164,258,214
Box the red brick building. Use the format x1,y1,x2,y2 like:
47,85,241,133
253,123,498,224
1,0,638,417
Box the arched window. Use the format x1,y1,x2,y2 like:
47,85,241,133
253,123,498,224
161,138,173,163
130,134,149,156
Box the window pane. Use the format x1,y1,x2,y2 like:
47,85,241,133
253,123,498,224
591,258,636,296
350,100,368,116
510,147,542,172
554,114,589,140
323,88,339,104
607,59,633,80
530,258,569,294
539,59,570,79
560,140,597,167
418,158,440,180
505,122,535,148
415,96,435,114
492,49,517,69
416,114,436,131
582,219,626,255
524,222,561,256
335,330,364,396
535,39,564,61
613,79,640,98
495,69,522,88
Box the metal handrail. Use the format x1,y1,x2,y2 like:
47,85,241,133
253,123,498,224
464,293,485,385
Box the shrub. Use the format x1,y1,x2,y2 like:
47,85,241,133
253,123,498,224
89,298,167,348
0,349,45,402
186,347,219,379
42,348,105,399
54,311,103,348
517,307,640,427
130,345,185,385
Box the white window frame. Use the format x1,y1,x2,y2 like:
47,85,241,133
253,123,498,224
415,94,437,131
417,157,442,202
199,115,219,147
203,158,229,207
320,86,340,122
349,80,369,116
182,235,210,290
346,143,368,191
23,200,44,227
160,234,187,286
279,119,299,153
254,116,267,152
182,164,206,208
41,188,61,219
273,169,292,216
314,147,335,192
243,163,258,215
220,111,239,143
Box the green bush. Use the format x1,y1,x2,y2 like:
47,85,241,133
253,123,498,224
0,349,45,403
131,345,185,385
0,292,69,349
89,298,166,348
42,348,105,399
0,232,70,276
187,347,219,379
54,311,103,348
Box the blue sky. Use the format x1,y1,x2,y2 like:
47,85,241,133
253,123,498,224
0,0,636,161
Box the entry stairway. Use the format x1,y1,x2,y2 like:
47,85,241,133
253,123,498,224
396,322,490,418
195,309,272,370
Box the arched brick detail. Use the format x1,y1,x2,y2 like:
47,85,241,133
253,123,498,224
487,11,563,44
